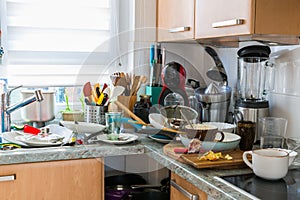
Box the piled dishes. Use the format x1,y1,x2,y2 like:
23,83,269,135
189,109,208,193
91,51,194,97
2,131,64,147
60,121,106,134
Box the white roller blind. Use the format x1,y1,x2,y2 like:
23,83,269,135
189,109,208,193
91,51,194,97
1,0,119,87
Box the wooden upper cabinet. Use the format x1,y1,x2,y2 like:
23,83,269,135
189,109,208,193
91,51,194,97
195,0,300,44
170,172,207,200
157,0,195,42
195,0,254,38
0,159,104,200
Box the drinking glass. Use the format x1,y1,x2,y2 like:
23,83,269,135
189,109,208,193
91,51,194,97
105,112,122,135
259,117,287,148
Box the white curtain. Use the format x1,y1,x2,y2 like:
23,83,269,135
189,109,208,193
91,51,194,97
1,0,120,87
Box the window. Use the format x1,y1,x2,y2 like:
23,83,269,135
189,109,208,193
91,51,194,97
1,0,119,87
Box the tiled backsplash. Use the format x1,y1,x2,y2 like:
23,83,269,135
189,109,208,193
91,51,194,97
273,47,300,97
161,42,300,138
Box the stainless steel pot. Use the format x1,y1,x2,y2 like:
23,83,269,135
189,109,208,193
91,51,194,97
21,90,55,125
195,86,231,122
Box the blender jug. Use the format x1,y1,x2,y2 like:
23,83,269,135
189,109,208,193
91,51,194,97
236,45,274,142
237,57,274,101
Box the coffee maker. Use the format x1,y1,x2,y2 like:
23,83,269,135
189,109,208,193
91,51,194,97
236,45,274,142
158,61,189,106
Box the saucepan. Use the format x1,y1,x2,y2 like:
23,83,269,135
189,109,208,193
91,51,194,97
105,174,169,200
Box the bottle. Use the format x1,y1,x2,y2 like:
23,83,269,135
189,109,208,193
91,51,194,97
133,95,152,124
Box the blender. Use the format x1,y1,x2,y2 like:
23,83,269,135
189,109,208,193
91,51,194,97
236,45,274,142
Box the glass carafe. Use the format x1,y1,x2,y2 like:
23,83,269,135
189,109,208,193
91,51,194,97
237,57,274,101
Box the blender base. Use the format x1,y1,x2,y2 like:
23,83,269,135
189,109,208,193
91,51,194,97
236,100,269,142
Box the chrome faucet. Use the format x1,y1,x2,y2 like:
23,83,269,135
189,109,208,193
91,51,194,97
1,86,44,132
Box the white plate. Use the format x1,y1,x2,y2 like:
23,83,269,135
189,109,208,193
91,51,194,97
2,131,29,147
93,133,138,144
14,135,63,147
60,121,106,134
148,135,172,144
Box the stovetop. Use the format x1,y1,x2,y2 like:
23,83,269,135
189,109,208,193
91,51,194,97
219,169,300,200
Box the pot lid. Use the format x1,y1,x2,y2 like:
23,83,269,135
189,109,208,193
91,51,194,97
237,45,271,58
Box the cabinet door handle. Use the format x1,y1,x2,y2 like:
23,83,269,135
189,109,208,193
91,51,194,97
212,19,244,28
0,174,16,182
169,26,191,33
171,179,199,200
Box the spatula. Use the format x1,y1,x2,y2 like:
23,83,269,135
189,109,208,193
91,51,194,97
94,83,101,98
83,82,94,104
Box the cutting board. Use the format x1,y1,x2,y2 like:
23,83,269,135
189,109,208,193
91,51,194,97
163,143,189,164
163,143,249,169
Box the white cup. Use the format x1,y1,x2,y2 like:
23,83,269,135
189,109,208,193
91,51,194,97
243,148,290,180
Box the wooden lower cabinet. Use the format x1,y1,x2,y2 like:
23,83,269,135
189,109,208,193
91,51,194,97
0,158,104,200
170,172,207,200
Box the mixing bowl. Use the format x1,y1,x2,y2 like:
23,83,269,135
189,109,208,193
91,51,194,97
180,132,241,151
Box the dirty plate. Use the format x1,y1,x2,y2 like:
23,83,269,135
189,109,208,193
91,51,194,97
60,121,106,134
2,131,29,147
15,135,63,147
148,135,172,144
92,133,138,144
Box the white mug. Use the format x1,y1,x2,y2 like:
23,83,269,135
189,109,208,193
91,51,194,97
243,148,289,180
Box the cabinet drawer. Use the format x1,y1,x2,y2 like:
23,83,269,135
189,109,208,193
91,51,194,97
157,0,194,42
0,159,104,200
170,172,207,200
195,0,254,39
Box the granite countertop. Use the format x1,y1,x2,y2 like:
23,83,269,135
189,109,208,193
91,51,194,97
0,133,254,200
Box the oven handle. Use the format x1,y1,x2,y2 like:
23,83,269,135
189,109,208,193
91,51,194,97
171,179,199,200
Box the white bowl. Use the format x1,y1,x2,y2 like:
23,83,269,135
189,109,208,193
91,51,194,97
60,121,105,134
149,113,168,129
180,132,241,151
203,122,236,133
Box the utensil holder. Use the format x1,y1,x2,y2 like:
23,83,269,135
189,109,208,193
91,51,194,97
85,105,108,125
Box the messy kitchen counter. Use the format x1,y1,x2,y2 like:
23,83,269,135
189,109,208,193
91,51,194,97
0,131,259,200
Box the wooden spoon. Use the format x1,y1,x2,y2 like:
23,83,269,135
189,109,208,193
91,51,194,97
114,100,146,125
